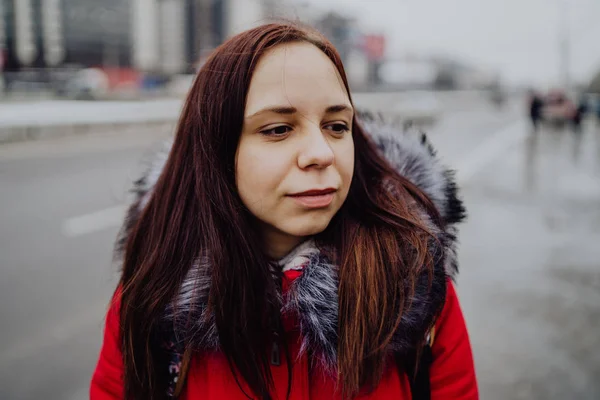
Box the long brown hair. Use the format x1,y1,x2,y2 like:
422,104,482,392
119,22,440,399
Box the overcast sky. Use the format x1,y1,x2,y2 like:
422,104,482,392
297,0,600,87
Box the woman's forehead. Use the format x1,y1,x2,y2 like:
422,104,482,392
245,42,350,116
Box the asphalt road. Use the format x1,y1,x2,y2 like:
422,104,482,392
1,97,599,399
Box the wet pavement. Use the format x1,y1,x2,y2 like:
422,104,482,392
457,121,600,399
0,98,599,399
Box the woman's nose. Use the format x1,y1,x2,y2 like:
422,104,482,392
297,127,335,169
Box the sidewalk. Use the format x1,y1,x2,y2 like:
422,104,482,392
0,99,184,143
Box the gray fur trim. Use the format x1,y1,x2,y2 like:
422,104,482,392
283,252,339,374
163,257,220,351
358,112,466,278
361,117,450,219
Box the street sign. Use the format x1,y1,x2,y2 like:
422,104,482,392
362,34,386,61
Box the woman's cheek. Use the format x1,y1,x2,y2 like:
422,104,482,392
335,137,355,183
238,145,288,194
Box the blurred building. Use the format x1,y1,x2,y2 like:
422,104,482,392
133,0,227,75
431,56,499,90
0,0,269,74
378,54,500,91
125,0,271,74
0,0,386,92
2,0,130,71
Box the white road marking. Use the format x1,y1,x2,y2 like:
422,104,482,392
62,205,127,237
455,120,527,183
0,299,109,367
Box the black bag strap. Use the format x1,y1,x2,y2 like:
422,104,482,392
407,344,433,400
396,327,435,400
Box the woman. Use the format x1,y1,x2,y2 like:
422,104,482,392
91,23,478,399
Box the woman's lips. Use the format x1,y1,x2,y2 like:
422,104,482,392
287,189,336,208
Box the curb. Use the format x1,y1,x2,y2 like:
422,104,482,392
0,119,178,144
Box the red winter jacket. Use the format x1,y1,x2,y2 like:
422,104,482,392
90,278,477,399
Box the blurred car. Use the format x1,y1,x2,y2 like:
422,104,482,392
541,90,577,126
58,68,110,100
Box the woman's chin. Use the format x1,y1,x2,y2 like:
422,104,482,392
280,216,333,238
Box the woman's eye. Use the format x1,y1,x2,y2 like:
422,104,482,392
325,123,350,134
261,125,291,136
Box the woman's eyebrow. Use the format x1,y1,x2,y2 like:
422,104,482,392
325,104,353,114
246,104,353,119
246,106,297,119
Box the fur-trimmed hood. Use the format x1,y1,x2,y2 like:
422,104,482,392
114,114,466,374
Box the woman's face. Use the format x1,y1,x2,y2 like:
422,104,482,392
235,42,355,258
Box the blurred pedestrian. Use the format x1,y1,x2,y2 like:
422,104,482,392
91,23,477,400
529,89,544,131
571,94,589,134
